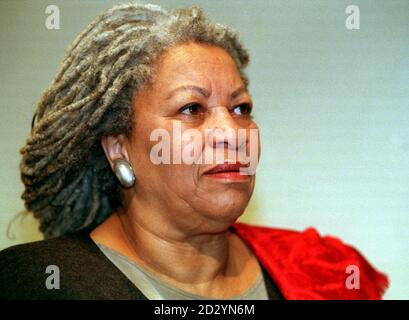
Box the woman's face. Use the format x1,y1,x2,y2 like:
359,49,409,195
125,42,260,231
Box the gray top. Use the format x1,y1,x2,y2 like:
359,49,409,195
95,242,269,300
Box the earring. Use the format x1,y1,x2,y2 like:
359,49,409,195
113,158,135,188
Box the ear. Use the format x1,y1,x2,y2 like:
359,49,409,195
101,134,130,170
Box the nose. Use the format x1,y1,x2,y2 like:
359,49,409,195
206,107,246,151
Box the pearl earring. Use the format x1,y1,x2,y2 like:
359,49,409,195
113,158,135,188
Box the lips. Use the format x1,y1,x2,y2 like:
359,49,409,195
203,163,250,180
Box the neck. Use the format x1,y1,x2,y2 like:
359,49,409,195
91,196,258,297
118,210,232,284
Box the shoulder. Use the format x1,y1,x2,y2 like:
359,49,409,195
232,222,389,300
0,229,99,274
0,231,92,299
0,230,143,299
0,230,97,266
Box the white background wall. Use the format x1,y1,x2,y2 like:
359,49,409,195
0,0,407,299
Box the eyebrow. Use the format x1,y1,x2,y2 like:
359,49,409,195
165,85,248,100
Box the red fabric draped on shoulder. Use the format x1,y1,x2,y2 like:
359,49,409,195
232,222,389,300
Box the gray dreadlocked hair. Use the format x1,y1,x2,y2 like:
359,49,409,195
19,3,250,238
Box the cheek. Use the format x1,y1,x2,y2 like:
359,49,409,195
129,125,155,169
130,117,200,188
126,112,170,186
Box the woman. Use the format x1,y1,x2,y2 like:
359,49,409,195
0,3,388,300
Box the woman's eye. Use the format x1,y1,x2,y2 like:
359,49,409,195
179,103,204,116
232,103,252,116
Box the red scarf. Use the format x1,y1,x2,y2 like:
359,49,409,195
232,222,389,300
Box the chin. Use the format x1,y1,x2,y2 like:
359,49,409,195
199,194,250,226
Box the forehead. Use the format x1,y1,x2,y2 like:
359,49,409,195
152,42,242,86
